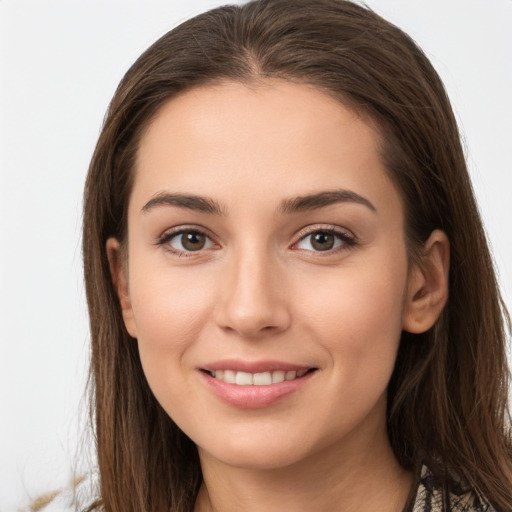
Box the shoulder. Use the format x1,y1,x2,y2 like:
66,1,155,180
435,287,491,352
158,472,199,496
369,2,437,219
410,465,497,512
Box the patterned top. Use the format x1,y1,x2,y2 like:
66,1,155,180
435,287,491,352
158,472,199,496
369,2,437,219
409,465,497,512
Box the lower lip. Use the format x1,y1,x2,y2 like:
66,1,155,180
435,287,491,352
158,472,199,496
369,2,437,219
199,370,316,409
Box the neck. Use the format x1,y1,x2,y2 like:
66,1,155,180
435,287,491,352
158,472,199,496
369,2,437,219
194,423,413,512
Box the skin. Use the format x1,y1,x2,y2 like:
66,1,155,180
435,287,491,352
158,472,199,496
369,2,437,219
108,80,449,512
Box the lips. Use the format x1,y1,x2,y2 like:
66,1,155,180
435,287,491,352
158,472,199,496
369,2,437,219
199,360,317,408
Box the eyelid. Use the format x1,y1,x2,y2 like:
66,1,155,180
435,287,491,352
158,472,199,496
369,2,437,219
155,223,356,256
156,225,219,255
291,224,357,251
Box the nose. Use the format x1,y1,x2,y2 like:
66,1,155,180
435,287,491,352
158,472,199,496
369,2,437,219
214,247,291,339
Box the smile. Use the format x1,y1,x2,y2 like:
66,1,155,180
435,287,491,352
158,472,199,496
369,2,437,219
206,369,309,386
200,365,317,409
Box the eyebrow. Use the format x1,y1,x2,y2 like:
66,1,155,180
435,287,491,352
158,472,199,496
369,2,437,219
142,192,226,215
141,189,377,216
279,189,377,214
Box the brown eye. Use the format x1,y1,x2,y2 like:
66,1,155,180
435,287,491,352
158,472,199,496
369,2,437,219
181,231,206,251
295,228,353,253
165,229,214,253
310,232,335,251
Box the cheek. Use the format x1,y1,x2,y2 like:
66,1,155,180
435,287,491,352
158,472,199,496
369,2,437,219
128,264,217,390
296,254,408,375
288,258,408,442
131,263,216,338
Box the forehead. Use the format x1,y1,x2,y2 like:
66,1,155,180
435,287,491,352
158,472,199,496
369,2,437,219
132,80,401,217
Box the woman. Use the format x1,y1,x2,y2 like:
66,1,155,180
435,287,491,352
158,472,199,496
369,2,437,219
81,0,512,510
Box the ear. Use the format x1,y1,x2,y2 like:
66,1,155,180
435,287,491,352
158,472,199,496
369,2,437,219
106,238,137,338
402,229,450,334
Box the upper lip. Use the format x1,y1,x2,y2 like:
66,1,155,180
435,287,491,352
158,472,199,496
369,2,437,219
201,359,314,374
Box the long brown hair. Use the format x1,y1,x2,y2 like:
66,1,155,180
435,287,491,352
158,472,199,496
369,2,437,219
82,1,512,510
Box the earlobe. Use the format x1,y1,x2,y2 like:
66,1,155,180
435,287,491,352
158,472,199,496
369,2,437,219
402,230,450,334
106,238,138,338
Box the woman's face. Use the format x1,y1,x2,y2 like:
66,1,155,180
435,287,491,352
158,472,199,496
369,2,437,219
113,80,414,470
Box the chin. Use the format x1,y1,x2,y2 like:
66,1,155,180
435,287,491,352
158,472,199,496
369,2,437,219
199,441,308,471
193,420,342,472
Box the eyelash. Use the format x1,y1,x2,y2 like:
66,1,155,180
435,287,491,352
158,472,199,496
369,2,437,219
156,225,357,257
157,226,217,257
292,225,357,254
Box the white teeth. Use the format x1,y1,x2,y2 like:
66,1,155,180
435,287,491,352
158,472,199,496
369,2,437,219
272,370,285,384
235,371,253,386
210,369,309,386
253,372,272,385
223,370,236,384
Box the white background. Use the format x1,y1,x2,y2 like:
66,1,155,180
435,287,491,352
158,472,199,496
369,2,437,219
1,1,511,510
